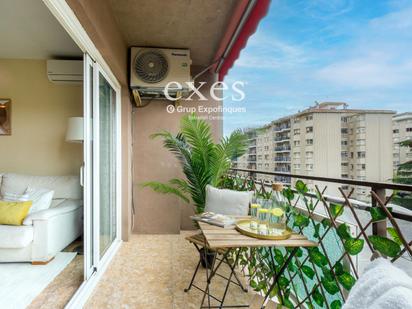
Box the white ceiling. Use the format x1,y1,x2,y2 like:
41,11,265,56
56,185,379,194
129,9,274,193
0,0,82,59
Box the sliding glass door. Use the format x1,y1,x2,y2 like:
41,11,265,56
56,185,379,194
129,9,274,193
97,73,117,258
83,54,120,280
83,54,94,279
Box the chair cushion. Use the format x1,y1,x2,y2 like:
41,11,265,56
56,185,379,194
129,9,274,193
0,173,81,199
0,201,32,226
204,185,253,216
0,224,34,248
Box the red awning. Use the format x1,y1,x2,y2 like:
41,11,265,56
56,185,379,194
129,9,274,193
214,0,271,81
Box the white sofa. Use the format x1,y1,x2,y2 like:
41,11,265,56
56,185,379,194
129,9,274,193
0,173,83,263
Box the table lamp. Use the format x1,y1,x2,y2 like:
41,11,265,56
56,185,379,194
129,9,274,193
66,117,84,142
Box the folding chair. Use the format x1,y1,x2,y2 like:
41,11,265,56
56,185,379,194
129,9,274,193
184,232,248,294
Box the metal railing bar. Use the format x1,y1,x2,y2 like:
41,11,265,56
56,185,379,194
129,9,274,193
229,169,412,222
231,168,412,191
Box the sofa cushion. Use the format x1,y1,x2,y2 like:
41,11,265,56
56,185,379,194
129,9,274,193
1,188,54,214
204,185,253,216
25,187,54,213
0,224,33,248
0,201,33,226
2,191,30,201
0,173,81,200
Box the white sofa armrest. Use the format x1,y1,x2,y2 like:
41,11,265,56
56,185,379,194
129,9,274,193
29,199,83,262
23,199,82,226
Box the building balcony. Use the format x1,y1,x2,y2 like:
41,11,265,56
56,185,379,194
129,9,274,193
274,167,291,172
274,136,290,142
274,156,291,162
248,158,257,163
273,124,291,132
274,146,291,152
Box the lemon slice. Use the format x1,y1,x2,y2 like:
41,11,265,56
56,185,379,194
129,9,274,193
257,208,269,213
251,203,261,209
272,208,284,217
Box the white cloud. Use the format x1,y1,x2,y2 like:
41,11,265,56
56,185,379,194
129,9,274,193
224,1,412,134
315,5,412,88
316,56,412,88
368,6,412,32
303,0,354,19
235,33,308,69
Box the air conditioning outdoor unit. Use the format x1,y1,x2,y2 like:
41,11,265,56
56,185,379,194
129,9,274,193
47,60,83,85
130,47,191,105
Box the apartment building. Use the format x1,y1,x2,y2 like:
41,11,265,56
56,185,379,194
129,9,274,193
393,113,412,169
233,102,395,201
234,129,256,170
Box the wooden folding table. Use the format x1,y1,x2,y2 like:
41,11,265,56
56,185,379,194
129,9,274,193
196,220,318,309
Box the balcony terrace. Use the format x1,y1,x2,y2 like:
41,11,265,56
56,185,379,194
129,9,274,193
86,163,412,308
43,0,411,307
273,125,291,132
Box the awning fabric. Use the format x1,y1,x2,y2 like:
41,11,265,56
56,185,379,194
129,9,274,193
217,0,271,81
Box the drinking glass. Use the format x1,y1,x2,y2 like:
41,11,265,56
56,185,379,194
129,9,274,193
257,208,270,235
250,203,261,230
261,199,272,210
268,207,286,235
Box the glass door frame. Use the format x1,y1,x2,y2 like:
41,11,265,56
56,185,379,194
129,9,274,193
83,53,94,280
92,61,122,270
83,55,122,279
44,1,123,307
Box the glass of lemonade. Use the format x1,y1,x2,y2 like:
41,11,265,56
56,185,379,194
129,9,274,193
257,208,270,235
250,203,261,229
269,207,286,235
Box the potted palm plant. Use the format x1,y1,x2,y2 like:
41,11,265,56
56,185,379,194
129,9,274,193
142,113,248,213
142,114,248,268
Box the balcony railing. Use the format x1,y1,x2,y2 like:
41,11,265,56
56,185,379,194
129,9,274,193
224,168,412,309
274,167,291,173
274,157,291,162
274,136,290,142
274,124,291,132
274,175,292,184
275,146,291,152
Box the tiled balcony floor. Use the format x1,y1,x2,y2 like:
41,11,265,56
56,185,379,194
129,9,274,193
85,232,259,309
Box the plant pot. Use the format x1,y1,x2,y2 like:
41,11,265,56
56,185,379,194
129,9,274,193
199,248,216,269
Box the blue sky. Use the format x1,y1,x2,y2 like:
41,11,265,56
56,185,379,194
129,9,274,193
223,0,412,135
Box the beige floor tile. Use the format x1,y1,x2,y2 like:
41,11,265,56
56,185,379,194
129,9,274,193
85,232,258,309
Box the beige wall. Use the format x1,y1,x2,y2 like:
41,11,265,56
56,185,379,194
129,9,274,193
67,0,133,241
0,59,82,176
364,114,393,182
311,113,342,195
133,70,223,234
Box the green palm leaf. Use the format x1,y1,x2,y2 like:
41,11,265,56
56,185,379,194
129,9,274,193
210,130,248,187
143,113,247,213
141,181,190,203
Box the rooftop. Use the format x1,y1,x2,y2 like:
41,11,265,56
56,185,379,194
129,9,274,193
394,112,412,121
266,103,395,127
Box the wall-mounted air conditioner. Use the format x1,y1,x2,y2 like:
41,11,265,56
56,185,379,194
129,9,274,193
130,47,191,104
47,60,83,85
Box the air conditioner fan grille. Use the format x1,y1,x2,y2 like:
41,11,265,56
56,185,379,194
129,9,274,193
134,51,168,83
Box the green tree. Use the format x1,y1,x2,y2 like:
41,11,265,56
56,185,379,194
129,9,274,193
393,139,412,210
142,114,248,213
